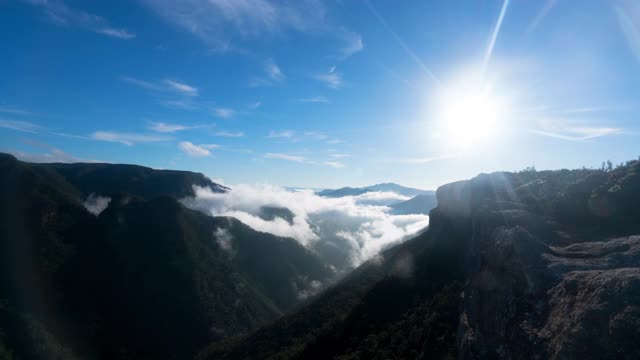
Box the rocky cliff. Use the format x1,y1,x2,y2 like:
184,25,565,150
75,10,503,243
436,166,640,359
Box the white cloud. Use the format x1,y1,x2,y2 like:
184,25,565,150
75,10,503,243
330,153,350,158
249,101,262,109
91,131,172,146
341,30,364,58
321,161,345,168
250,59,286,87
299,96,329,103
530,119,622,141
353,191,409,206
149,122,188,133
140,0,326,50
296,279,323,300
162,99,199,110
304,131,329,140
403,157,439,164
121,76,163,91
264,152,346,168
179,141,212,157
265,58,285,81
214,107,235,118
314,66,344,88
216,130,245,137
268,130,295,138
26,0,135,39
0,106,30,115
386,155,452,164
164,80,199,96
122,76,199,96
96,27,135,39
0,119,40,133
201,143,222,149
264,152,306,162
214,227,235,257
83,193,111,216
181,184,429,268
149,121,210,133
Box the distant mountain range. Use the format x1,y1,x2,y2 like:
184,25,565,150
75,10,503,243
317,183,435,199
317,183,438,215
389,194,438,215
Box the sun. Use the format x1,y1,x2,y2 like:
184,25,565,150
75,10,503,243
438,89,504,149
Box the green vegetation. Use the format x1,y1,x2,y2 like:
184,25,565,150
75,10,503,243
0,153,332,359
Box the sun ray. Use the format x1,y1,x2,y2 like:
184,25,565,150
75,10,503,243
366,0,441,85
482,0,510,77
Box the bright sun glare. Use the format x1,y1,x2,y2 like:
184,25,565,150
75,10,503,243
439,89,504,149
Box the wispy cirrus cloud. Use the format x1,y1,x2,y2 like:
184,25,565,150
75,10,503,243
530,127,622,141
216,131,245,137
265,58,285,81
264,152,346,168
401,157,440,164
321,161,345,168
314,66,344,88
25,0,135,39
384,155,452,164
0,119,41,133
268,130,295,139
148,121,211,133
179,141,219,157
264,152,306,162
140,0,326,51
0,106,30,115
122,77,199,97
91,131,172,146
340,30,364,58
530,119,622,141
164,80,199,96
213,107,235,118
267,129,342,145
299,96,329,103
249,59,286,87
304,131,329,140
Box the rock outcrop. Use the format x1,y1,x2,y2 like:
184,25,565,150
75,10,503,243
435,164,640,359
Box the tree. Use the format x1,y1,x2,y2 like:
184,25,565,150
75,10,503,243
606,160,614,172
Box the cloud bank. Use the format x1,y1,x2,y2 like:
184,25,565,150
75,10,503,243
181,184,429,269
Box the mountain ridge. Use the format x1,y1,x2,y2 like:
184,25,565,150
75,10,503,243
0,153,332,359
317,183,434,199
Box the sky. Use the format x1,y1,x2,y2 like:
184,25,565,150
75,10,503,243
2,0,640,189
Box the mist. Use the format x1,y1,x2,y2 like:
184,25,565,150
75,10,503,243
181,184,429,270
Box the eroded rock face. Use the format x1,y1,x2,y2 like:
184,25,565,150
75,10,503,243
438,168,640,359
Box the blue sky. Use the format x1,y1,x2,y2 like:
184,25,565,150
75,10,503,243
2,0,640,189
